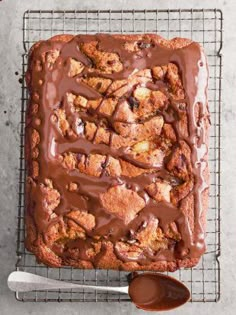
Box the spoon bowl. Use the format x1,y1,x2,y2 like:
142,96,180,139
129,272,190,311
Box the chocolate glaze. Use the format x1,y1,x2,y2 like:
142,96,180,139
25,34,209,265
128,272,190,311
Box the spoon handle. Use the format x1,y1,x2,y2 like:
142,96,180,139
8,271,129,294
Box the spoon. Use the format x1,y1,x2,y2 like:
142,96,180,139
8,271,190,311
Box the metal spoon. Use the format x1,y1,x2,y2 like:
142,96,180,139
8,271,190,311
8,271,128,294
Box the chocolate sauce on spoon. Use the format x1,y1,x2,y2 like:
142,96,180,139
129,272,190,311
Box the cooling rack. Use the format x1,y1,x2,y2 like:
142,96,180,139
16,9,222,302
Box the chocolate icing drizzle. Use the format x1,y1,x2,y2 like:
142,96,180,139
25,34,209,266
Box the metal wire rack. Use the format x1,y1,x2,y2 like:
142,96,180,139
16,9,222,303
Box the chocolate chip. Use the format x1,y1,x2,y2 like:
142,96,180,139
128,96,139,110
168,239,177,249
169,177,182,186
101,161,107,169
96,82,102,90
128,229,136,239
107,60,116,66
76,153,83,162
89,59,95,68
76,119,84,134
181,154,187,164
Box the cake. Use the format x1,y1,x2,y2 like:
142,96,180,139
25,34,209,271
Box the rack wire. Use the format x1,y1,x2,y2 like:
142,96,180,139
16,9,223,302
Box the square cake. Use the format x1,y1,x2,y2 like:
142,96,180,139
25,34,209,271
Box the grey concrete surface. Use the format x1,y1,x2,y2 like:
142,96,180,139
0,0,235,314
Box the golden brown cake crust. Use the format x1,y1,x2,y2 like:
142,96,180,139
25,33,209,271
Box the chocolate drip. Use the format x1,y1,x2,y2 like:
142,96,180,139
25,34,209,266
